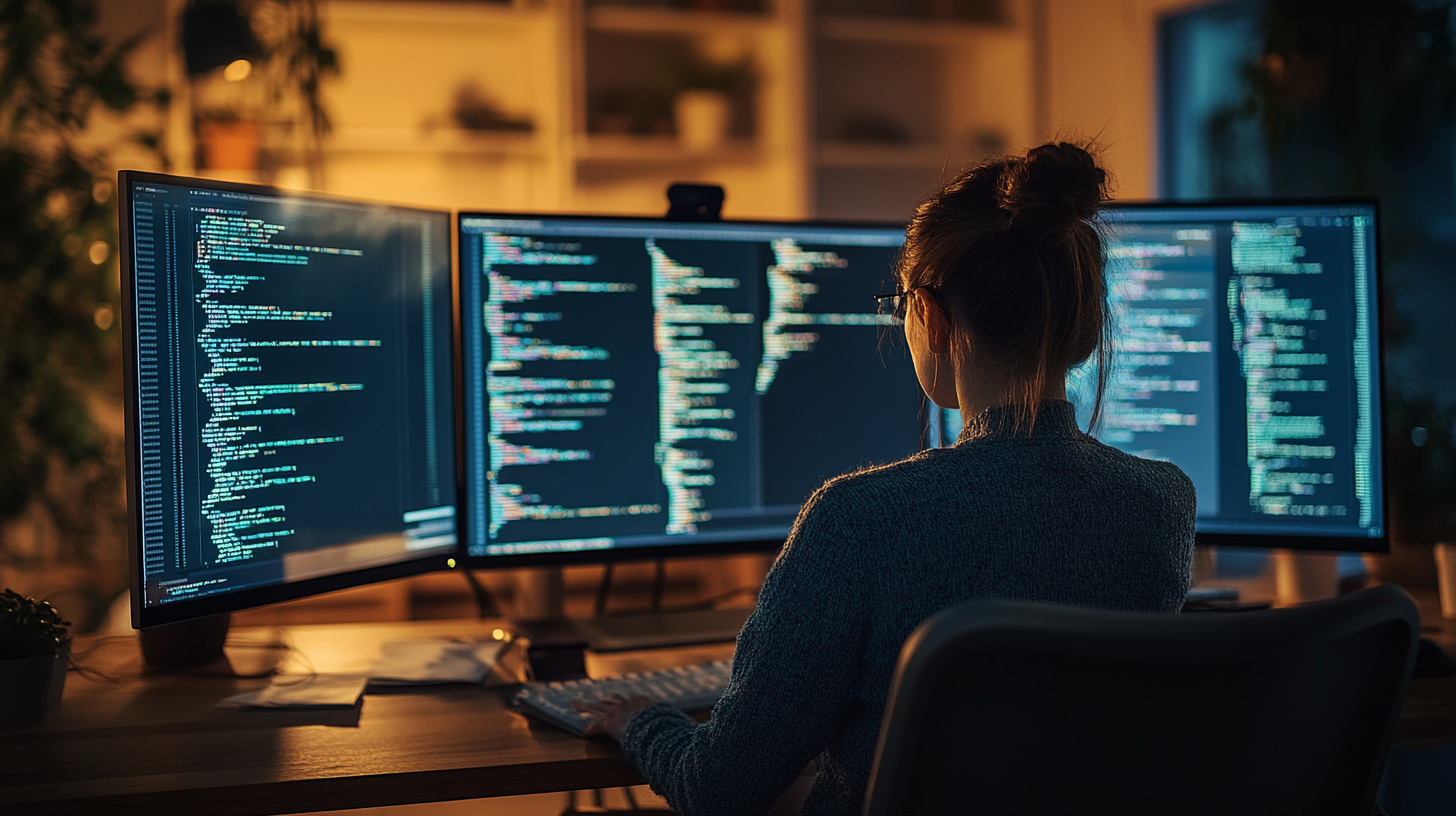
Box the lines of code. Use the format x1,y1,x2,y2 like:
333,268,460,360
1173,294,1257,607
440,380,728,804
1090,225,1220,514
132,198,167,574
482,235,659,542
460,220,920,557
755,239,894,394
194,209,373,564
648,239,754,534
1228,218,1376,521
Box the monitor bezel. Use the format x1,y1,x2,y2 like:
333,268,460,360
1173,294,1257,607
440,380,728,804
120,170,461,629
454,210,913,570
1108,197,1389,554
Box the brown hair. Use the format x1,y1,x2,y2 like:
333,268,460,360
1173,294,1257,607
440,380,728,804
897,141,1112,432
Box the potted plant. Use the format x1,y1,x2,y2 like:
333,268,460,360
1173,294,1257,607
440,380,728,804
1,0,166,636
671,48,753,151
0,589,71,728
184,0,340,184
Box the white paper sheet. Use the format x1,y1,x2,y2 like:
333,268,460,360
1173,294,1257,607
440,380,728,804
366,639,508,686
220,674,367,709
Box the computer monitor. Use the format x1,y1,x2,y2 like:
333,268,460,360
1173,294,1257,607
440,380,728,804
120,172,458,629
931,200,1387,553
457,215,920,566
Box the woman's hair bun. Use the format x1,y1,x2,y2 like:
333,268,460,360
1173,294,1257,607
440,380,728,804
997,141,1108,229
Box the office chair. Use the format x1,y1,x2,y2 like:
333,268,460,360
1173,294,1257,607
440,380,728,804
863,584,1419,816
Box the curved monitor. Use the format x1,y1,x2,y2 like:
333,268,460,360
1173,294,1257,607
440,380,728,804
930,200,1387,552
121,172,458,627
458,215,922,567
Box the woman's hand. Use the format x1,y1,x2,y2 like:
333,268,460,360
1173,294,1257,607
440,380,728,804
573,693,657,741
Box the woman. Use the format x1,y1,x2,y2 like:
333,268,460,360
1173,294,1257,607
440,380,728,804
577,142,1197,816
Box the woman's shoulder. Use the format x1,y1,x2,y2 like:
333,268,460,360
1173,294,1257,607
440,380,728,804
812,449,950,505
787,450,953,536
1079,436,1197,507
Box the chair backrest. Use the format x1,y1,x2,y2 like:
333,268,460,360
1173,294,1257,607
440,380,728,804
862,584,1420,816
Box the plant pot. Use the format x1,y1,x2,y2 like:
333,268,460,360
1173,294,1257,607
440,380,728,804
674,91,731,151
0,653,61,728
197,120,263,171
48,651,67,707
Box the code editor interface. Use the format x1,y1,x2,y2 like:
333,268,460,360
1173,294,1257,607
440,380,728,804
459,217,918,557
931,203,1384,546
127,179,455,607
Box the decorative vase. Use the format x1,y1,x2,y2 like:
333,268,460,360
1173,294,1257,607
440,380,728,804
0,653,60,728
674,91,731,151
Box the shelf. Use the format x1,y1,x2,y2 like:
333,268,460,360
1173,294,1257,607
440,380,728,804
326,127,544,158
330,0,541,27
586,6,777,35
576,135,760,164
816,141,955,169
817,14,1012,46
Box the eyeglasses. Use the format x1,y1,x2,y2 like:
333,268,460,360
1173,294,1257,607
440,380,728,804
874,286,939,321
874,287,910,320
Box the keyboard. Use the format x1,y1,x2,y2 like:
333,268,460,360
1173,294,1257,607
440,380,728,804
513,660,732,736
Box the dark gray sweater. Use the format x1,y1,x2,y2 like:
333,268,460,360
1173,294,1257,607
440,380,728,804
620,401,1196,816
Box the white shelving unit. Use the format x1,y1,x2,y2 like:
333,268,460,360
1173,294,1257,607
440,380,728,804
187,0,1031,221
811,2,1032,219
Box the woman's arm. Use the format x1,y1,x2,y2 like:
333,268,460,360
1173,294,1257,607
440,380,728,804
602,485,875,816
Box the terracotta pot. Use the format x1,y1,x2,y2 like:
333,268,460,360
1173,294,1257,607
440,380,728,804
197,120,263,171
0,652,63,728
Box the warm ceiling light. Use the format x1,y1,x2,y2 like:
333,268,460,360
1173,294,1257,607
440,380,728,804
223,59,252,82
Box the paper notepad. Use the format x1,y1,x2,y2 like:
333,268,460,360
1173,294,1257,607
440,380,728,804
220,674,367,710
367,639,508,686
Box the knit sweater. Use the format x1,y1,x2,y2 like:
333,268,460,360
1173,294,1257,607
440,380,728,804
619,400,1196,816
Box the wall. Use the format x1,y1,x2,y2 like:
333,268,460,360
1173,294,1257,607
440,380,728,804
1036,0,1208,198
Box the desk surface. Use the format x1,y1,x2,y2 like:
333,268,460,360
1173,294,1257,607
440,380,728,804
1388,589,1456,746
6,603,1456,816
0,619,732,815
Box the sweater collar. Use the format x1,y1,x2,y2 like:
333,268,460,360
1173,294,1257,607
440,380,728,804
955,400,1083,445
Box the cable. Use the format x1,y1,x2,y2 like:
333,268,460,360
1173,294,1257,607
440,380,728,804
64,631,297,684
463,569,500,619
589,560,764,619
594,562,615,617
658,584,760,614
650,559,665,612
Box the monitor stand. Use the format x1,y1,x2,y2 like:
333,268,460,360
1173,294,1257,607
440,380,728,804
139,613,287,676
573,607,752,652
140,613,231,670
1273,550,1339,605
506,567,752,678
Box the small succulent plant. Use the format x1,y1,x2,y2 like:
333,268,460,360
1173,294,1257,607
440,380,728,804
0,588,71,660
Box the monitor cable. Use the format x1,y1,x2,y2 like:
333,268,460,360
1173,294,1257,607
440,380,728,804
651,559,666,613
592,560,666,615
462,569,501,619
592,560,760,617
594,562,615,617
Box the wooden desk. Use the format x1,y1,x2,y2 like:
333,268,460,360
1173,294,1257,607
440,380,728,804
0,619,732,815
6,605,1456,815
1393,590,1456,746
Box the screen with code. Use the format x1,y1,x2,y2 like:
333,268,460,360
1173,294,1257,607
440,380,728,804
932,202,1385,550
122,173,456,617
459,216,920,560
